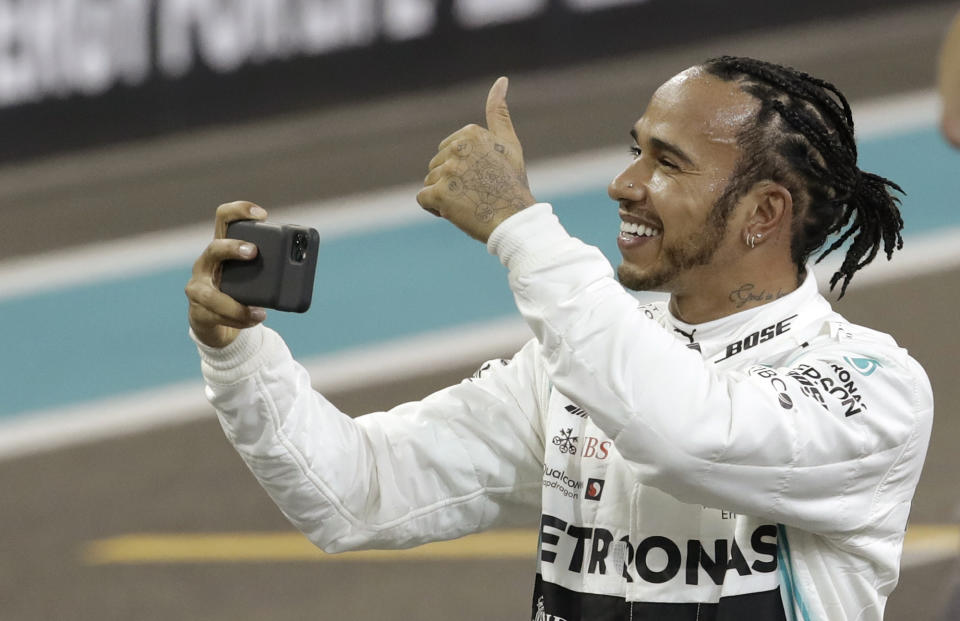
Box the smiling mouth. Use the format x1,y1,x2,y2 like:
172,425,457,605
619,221,662,240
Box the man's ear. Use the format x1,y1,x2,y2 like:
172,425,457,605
743,181,793,245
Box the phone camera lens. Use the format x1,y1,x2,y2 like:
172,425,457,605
291,232,308,262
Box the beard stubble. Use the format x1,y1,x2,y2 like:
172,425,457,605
617,185,738,292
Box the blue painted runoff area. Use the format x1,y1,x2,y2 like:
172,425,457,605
1,125,958,419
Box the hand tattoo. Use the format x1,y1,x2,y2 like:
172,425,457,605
448,139,530,222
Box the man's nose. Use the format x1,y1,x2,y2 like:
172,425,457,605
608,167,646,202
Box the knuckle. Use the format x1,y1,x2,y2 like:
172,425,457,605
194,286,214,308
203,239,224,257
219,200,250,211
417,190,438,211
216,201,255,225
214,238,239,254
185,280,199,298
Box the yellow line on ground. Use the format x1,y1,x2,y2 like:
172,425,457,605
901,524,960,567
81,524,960,566
81,529,538,565
904,524,960,550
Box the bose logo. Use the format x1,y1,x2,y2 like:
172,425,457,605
716,315,797,363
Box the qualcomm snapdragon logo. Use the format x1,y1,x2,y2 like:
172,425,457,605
542,465,582,499
585,478,604,501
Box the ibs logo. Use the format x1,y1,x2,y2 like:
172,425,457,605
585,478,604,501
582,436,612,460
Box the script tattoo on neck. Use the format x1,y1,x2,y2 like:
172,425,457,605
448,140,530,223
729,283,786,309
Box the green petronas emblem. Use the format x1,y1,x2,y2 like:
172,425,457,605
844,356,883,376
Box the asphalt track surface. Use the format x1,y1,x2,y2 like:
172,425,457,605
2,3,959,620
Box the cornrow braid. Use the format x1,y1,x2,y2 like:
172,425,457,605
702,55,904,297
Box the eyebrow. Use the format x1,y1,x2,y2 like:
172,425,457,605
630,128,696,168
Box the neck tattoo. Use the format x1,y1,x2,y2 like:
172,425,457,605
729,283,786,309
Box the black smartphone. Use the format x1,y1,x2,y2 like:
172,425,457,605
220,220,320,313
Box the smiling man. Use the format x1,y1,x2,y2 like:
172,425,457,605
187,57,933,621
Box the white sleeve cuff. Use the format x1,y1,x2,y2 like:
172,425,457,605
487,203,577,274
190,324,269,385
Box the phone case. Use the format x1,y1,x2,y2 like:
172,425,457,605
220,220,320,313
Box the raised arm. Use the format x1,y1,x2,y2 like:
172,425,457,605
940,10,960,147
488,205,933,538
186,202,545,552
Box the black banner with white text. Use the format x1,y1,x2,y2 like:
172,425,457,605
0,0,947,162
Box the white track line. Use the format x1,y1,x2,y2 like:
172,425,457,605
0,89,950,461
0,90,939,301
2,224,958,462
0,317,533,461
812,226,960,288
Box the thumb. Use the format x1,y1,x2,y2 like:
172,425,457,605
485,76,519,143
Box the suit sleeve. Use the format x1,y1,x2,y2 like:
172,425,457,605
488,204,933,537
194,325,546,552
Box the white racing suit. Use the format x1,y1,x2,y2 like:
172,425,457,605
194,204,933,621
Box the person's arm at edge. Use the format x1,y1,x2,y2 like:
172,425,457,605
939,10,960,147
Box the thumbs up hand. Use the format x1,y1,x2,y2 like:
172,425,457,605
417,77,536,243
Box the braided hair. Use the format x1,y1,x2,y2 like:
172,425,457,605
702,56,904,297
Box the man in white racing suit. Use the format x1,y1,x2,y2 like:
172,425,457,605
186,57,933,620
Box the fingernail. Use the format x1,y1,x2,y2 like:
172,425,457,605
238,243,255,257
250,206,267,218
250,308,266,321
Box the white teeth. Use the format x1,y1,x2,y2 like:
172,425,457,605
620,221,661,237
